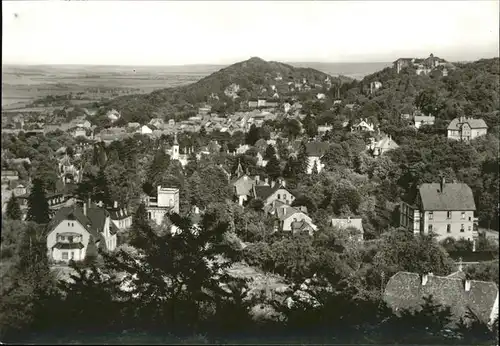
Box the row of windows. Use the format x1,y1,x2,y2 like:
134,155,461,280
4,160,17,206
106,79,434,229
428,224,471,233
61,251,75,260
428,211,469,220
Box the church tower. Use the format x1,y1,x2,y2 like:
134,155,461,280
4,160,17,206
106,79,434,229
235,159,244,178
172,132,179,160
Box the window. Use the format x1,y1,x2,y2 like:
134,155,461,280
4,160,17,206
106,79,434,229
60,236,65,241
461,212,466,220
447,211,452,219
68,236,73,243
428,225,433,233
148,212,152,219
428,212,433,220
460,224,464,232
277,194,281,200
62,252,68,260
447,224,451,233
468,226,472,232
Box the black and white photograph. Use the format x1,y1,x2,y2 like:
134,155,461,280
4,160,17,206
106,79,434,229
1,0,499,344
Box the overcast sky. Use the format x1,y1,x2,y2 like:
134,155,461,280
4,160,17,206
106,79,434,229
2,1,499,66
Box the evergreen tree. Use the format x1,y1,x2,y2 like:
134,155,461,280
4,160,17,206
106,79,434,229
266,155,281,180
26,178,50,225
245,124,260,146
6,192,22,220
296,141,309,176
303,114,318,138
264,144,277,160
94,169,112,207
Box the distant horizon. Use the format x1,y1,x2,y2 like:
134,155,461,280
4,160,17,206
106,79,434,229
3,1,498,66
3,56,495,68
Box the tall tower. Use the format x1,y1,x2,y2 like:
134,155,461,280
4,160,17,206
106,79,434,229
235,159,244,178
172,132,179,160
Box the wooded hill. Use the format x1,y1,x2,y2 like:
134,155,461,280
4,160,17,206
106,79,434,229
98,57,352,124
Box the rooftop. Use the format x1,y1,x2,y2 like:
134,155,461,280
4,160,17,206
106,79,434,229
419,181,476,211
384,271,498,325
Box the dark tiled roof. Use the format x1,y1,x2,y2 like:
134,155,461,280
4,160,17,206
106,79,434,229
384,271,498,325
52,242,85,250
306,142,329,157
48,205,117,239
253,183,293,202
253,185,273,200
419,182,476,211
107,207,130,221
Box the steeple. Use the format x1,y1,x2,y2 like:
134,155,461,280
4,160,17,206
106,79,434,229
172,132,179,160
235,159,244,177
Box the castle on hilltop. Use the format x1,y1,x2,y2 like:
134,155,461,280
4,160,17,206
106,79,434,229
393,53,453,75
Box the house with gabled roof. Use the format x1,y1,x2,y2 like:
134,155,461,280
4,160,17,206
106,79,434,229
384,271,499,327
351,119,375,133
267,201,317,235
368,135,399,157
447,116,488,142
252,178,295,208
400,178,478,244
46,203,118,263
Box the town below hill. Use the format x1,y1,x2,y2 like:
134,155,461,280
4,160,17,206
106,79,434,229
1,54,499,344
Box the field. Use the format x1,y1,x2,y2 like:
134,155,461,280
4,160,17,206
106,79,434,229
1,64,222,111
2,62,389,113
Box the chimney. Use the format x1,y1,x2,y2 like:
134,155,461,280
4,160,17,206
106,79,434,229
440,177,445,192
281,179,286,187
458,257,463,272
264,177,269,185
83,202,87,216
271,181,275,188
255,175,260,184
422,274,429,286
464,280,471,292
114,201,118,209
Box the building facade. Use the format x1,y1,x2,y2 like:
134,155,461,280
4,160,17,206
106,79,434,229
144,186,180,225
447,117,488,141
400,178,478,243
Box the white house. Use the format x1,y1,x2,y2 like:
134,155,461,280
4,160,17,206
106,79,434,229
447,117,488,141
143,185,180,226
351,119,375,132
413,115,435,129
46,203,118,263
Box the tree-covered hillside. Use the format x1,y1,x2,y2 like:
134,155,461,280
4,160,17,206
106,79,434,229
342,58,499,134
99,57,351,124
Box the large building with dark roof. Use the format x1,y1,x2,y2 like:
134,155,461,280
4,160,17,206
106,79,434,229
384,271,499,327
400,178,478,243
